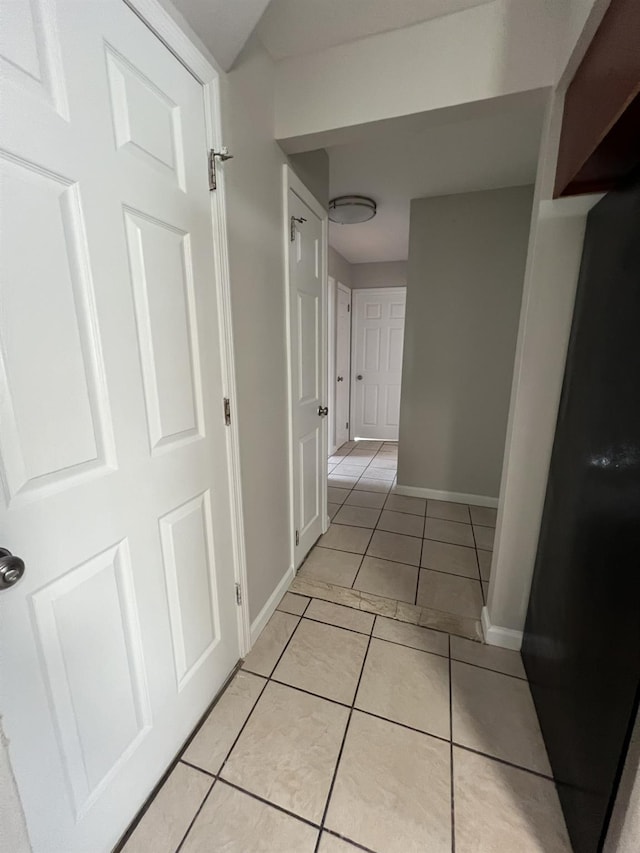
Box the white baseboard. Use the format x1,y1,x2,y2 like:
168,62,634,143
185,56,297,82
249,565,295,647
394,484,498,508
481,606,523,651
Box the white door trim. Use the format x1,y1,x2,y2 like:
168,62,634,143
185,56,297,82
125,0,249,654
328,275,337,455
283,165,329,573
350,287,407,440
335,282,352,448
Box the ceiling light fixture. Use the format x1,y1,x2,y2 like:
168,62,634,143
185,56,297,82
328,195,377,224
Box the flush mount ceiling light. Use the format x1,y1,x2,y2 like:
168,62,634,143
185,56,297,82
328,195,377,224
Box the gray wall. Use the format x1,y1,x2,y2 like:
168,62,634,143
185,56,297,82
398,185,534,499
328,246,353,288
352,261,407,289
289,149,329,209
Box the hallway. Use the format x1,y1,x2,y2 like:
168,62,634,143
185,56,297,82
300,441,493,633
122,588,570,852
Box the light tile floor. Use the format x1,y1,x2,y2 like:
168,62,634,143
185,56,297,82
319,441,492,618
122,594,572,853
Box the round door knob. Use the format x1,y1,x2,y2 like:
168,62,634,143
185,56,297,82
317,405,329,417
357,374,363,381
336,376,344,382
0,548,25,590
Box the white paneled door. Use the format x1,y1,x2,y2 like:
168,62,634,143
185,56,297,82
0,2,240,851
351,288,407,440
335,283,352,447
286,171,328,567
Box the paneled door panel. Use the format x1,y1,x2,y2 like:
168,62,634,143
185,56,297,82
351,288,406,440
335,284,351,447
287,181,327,566
0,3,239,851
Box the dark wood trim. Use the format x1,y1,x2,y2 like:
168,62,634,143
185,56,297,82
555,0,640,197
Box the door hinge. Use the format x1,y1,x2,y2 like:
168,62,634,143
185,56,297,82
347,304,350,312
346,421,349,429
208,147,234,191
295,530,299,547
223,397,231,426
235,583,242,605
290,215,307,242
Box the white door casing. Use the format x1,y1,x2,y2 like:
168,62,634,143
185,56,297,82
284,167,328,568
0,2,245,851
328,275,337,454
335,283,352,447
351,288,407,441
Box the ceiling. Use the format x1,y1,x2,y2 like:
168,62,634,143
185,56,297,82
327,95,545,264
170,0,272,70
256,0,497,60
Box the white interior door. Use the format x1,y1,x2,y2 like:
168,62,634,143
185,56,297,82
351,288,407,440
0,2,240,851
335,283,352,447
286,172,328,567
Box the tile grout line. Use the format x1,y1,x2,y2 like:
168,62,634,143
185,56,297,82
312,629,376,853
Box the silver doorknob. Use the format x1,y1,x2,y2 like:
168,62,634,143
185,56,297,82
318,405,329,417
0,548,25,590
337,376,344,382
356,375,363,381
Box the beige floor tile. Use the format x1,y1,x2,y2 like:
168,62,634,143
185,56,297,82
473,524,495,550
329,474,359,489
469,505,498,527
367,457,397,470
355,638,450,737
425,517,474,547
477,548,492,581
333,464,368,477
427,499,471,523
299,547,363,586
450,636,525,679
317,524,373,554
181,781,318,852
353,556,418,603
304,599,374,634
122,763,212,853
417,570,483,619
421,539,479,579
353,477,392,493
318,832,362,852
384,493,426,516
328,502,341,520
223,682,348,823
183,672,266,774
328,486,350,505
452,661,551,775
453,747,571,852
361,467,396,481
344,489,386,509
326,711,451,853
273,619,368,704
367,529,422,565
242,611,299,677
277,592,310,616
377,509,424,537
373,615,449,657
333,504,380,529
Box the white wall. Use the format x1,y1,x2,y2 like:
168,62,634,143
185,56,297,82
397,186,533,502
352,261,407,289
328,246,353,288
289,149,329,209
274,0,557,146
484,0,611,645
220,36,293,623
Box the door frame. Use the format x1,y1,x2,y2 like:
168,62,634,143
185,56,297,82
283,165,329,572
335,282,352,448
328,275,337,454
124,0,250,655
350,286,407,440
